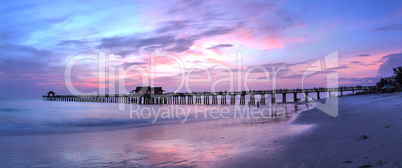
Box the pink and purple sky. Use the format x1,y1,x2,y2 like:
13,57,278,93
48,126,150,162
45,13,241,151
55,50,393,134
1,0,402,98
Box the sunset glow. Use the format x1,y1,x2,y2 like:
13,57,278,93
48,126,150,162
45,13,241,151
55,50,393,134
1,0,402,98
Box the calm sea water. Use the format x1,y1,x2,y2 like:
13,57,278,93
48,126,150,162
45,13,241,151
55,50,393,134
0,99,313,167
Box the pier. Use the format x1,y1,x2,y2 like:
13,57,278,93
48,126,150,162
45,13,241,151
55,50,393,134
43,86,377,104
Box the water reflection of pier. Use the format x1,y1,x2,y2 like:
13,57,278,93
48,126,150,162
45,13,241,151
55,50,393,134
43,86,377,104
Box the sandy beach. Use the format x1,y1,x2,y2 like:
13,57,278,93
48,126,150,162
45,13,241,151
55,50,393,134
1,93,401,167
0,100,311,167
3,0,402,167
228,92,402,168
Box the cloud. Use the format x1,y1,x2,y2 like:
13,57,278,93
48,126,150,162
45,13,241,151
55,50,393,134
166,38,196,52
377,53,402,77
357,54,370,57
165,27,236,52
0,43,54,60
97,35,175,56
155,20,189,33
93,1,302,56
207,44,234,49
97,26,236,56
56,40,88,49
0,44,65,82
45,14,70,23
57,40,84,46
122,62,147,67
162,1,302,50
253,59,314,79
349,60,376,66
372,24,402,32
327,64,349,70
339,77,378,85
0,44,66,86
333,53,402,86
350,61,362,64
251,60,350,81
200,27,235,37
0,56,67,98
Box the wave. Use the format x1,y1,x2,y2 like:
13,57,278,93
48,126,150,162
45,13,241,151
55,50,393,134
0,108,26,113
0,118,155,136
46,118,150,127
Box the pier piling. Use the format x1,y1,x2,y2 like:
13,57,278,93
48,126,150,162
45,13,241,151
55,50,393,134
43,86,376,105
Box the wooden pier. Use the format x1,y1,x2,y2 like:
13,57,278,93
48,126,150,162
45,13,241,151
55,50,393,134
43,86,377,105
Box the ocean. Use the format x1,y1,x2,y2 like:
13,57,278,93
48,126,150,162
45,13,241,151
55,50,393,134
0,98,314,167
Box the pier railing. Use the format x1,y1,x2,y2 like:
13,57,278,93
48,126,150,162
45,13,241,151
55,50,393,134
43,86,377,105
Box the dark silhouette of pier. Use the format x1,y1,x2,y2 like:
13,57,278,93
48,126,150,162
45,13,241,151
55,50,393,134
43,86,377,104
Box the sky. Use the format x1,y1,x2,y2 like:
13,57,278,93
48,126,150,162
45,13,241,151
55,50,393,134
1,0,402,98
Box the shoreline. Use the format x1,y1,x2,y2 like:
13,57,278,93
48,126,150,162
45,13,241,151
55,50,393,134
0,100,313,167
229,92,402,167
1,93,400,167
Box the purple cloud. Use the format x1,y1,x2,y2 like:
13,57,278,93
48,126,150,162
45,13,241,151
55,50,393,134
357,54,370,57
207,44,233,49
155,20,189,33
377,53,402,77
97,26,236,55
372,24,402,32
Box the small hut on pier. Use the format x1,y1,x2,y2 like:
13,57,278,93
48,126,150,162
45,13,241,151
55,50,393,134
131,86,164,97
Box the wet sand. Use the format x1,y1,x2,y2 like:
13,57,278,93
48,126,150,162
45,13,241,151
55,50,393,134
1,93,400,167
0,102,312,167
228,92,402,167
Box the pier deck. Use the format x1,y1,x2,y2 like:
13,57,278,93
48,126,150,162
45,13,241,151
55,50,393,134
43,86,377,104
